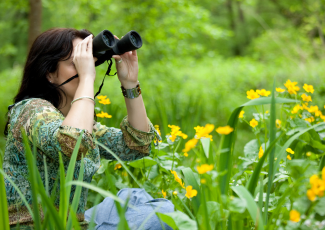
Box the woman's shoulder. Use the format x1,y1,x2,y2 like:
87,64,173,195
9,98,62,123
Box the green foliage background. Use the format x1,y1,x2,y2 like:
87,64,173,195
1,0,325,153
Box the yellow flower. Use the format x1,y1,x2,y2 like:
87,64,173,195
99,98,111,105
184,152,188,157
216,126,234,135
276,88,285,93
154,125,162,143
256,89,271,97
168,125,187,142
286,148,294,154
284,80,300,95
249,119,258,128
96,111,112,118
303,84,314,94
311,178,325,197
307,189,316,201
172,191,178,196
287,155,292,160
276,119,281,129
290,210,300,222
114,163,122,170
182,138,198,153
291,104,303,114
308,105,319,113
239,111,245,118
246,90,260,100
310,175,319,185
315,110,323,117
306,152,312,157
301,94,312,102
197,164,214,174
162,190,167,198
194,124,215,141
305,117,315,123
258,146,264,159
201,179,206,184
185,186,198,198
97,95,107,100
170,170,185,188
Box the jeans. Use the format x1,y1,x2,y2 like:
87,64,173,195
84,188,174,230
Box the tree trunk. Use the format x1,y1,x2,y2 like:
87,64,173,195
28,0,42,51
226,0,241,55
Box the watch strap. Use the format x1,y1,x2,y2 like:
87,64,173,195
121,83,141,99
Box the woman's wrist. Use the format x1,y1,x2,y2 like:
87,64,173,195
79,75,95,84
120,80,138,89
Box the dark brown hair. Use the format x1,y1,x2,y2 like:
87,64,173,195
4,28,92,136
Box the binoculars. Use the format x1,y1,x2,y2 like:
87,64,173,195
93,30,143,66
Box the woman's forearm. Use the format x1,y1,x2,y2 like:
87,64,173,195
62,77,94,133
124,94,149,132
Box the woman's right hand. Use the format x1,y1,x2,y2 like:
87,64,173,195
73,34,96,83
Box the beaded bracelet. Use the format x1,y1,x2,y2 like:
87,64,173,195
71,96,95,105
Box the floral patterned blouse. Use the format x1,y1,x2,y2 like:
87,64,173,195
3,98,158,226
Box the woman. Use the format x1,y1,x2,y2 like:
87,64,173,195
3,28,172,229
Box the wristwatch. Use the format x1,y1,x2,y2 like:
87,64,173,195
121,82,142,99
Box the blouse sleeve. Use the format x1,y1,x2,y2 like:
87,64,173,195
10,99,95,161
93,116,158,161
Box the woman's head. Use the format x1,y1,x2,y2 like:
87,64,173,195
14,28,92,108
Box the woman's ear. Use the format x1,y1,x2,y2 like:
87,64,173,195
46,72,53,83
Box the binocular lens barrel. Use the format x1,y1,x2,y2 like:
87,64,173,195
92,30,116,57
93,30,143,66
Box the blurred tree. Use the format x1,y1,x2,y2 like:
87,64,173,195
28,0,42,50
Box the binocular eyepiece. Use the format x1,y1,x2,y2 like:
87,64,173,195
93,30,142,66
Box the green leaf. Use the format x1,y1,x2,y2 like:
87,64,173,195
232,186,264,230
229,197,246,213
157,211,198,230
219,97,297,195
200,138,210,158
181,167,201,215
315,197,325,216
128,156,157,168
197,201,221,230
243,139,259,159
273,122,325,177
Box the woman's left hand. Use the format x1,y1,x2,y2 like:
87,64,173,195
112,35,139,89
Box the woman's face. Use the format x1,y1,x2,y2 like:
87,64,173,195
47,38,83,102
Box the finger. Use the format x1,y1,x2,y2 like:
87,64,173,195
81,36,90,54
112,55,122,63
87,35,93,54
132,50,137,56
73,42,81,62
114,35,120,40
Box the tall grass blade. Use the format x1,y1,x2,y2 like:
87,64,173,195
232,186,264,230
63,130,83,226
264,80,277,224
43,156,49,195
58,153,66,225
66,181,125,205
181,167,200,215
66,156,84,230
96,141,142,188
21,129,41,229
245,133,284,195
0,163,9,230
219,97,297,195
